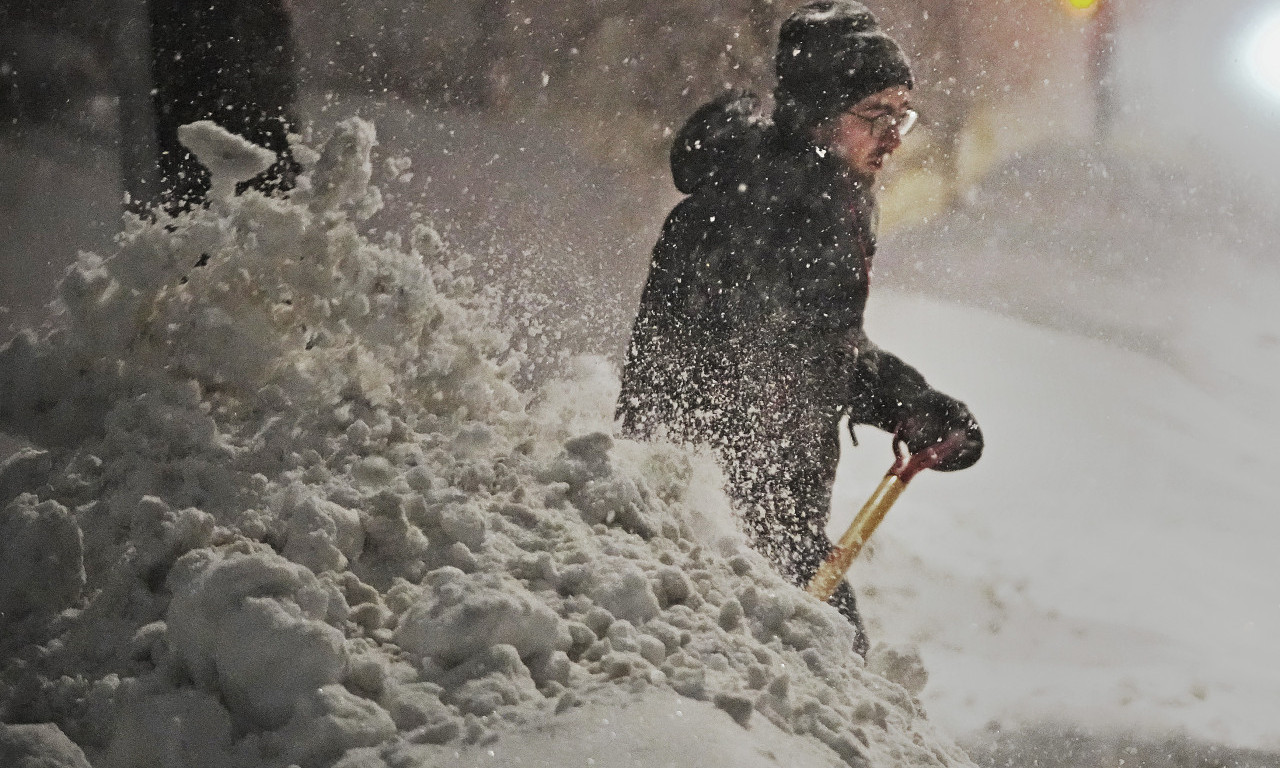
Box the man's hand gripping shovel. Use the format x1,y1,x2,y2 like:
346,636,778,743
806,430,969,602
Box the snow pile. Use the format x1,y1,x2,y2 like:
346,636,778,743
0,119,971,768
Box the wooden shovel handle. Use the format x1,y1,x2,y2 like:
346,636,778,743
805,430,969,602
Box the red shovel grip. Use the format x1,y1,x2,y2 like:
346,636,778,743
890,428,970,483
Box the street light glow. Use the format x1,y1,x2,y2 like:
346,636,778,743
1244,8,1280,101
1061,0,1099,18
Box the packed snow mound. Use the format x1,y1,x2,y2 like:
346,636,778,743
0,119,971,768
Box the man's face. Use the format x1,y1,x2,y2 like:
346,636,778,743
819,86,913,180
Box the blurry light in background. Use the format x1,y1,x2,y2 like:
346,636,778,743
1061,0,1100,19
1243,9,1280,102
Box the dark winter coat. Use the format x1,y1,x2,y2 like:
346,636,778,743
617,91,937,449
615,91,980,653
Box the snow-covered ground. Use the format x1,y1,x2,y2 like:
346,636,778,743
835,289,1280,750
848,137,1280,751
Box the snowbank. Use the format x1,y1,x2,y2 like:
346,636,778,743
0,119,971,768
834,293,1280,750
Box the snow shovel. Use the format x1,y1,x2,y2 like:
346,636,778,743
806,430,968,602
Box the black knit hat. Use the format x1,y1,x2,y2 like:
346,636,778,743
774,0,913,132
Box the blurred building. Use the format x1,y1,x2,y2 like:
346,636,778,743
3,0,1123,224
874,0,1120,225
292,0,1123,226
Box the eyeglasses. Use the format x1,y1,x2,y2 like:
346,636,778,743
850,108,919,138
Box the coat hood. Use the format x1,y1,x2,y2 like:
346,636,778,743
670,91,775,194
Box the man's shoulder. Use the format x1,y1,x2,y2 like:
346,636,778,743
670,152,815,214
741,150,851,209
660,142,858,248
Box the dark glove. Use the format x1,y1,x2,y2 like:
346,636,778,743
896,390,983,472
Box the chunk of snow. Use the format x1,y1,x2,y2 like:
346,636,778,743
176,120,278,201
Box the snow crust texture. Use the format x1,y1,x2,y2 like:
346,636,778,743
0,119,971,768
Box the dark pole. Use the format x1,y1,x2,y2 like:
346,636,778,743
115,0,162,211
923,0,966,196
1089,0,1118,141
144,0,300,213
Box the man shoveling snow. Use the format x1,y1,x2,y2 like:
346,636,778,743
617,0,984,655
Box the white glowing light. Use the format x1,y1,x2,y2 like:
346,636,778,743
1244,10,1280,101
